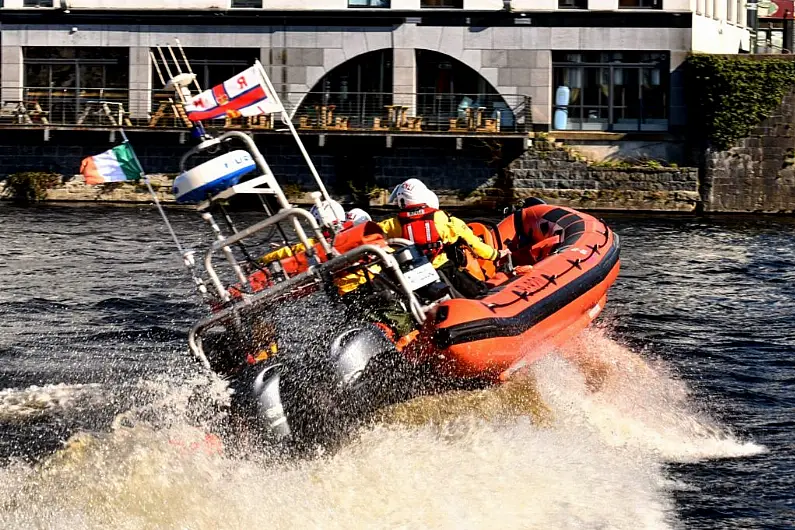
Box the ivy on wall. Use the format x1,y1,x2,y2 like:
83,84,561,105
687,54,795,151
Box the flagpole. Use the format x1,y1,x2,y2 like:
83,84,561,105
254,60,334,207
118,129,208,298
119,129,185,255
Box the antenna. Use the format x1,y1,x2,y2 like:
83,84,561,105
175,38,203,93
150,40,202,129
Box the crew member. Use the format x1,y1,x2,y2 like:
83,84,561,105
258,200,377,294
344,208,372,227
378,178,509,298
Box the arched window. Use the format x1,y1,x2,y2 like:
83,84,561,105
296,50,393,129
416,49,512,129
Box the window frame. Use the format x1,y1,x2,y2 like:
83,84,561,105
347,0,392,7
348,0,392,9
23,47,129,89
617,0,662,9
420,0,464,8
551,52,670,132
230,0,263,7
558,0,588,9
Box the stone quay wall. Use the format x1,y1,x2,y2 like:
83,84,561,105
701,90,795,213
0,131,699,211
507,142,699,212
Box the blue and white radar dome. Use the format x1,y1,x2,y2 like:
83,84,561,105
173,150,256,203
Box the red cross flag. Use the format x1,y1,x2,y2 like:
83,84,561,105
184,65,283,122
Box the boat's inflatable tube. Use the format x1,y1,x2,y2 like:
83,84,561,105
424,204,620,380
173,150,256,203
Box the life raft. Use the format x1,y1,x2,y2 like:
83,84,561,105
405,202,620,381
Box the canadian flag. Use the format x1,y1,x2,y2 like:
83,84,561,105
184,65,283,122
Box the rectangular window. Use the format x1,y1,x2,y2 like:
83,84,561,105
558,0,588,8
552,51,669,132
618,0,661,8
348,0,391,6
421,0,464,8
24,47,129,88
231,0,263,6
23,0,54,6
23,47,129,125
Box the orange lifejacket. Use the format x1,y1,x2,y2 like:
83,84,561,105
332,221,389,253
467,222,499,280
397,205,444,259
459,246,487,281
279,241,329,276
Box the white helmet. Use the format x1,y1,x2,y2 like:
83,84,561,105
310,199,345,226
388,178,439,210
345,208,372,226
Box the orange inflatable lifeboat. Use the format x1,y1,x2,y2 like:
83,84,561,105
406,202,620,382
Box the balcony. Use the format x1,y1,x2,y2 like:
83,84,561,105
0,87,531,136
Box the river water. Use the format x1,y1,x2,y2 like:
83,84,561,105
0,204,792,529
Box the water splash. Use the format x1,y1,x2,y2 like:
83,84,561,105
0,383,104,422
539,327,766,462
0,329,763,529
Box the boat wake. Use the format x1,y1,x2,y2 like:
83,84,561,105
0,329,763,529
0,383,104,422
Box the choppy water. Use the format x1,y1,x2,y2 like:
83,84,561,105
0,204,792,529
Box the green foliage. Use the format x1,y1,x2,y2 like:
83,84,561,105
282,182,304,200
688,54,795,150
347,180,387,205
590,157,670,169
2,171,61,204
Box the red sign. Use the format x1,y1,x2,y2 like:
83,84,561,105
763,0,795,19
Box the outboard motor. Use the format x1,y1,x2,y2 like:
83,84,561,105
393,245,451,305
329,326,393,389
231,363,292,442
327,324,415,418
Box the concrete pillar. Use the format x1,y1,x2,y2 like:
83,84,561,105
696,0,705,14
261,31,291,108
1,47,24,102
128,47,152,120
705,0,713,18
669,52,688,128
393,48,416,116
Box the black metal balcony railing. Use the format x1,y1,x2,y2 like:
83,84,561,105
0,87,531,134
295,92,530,134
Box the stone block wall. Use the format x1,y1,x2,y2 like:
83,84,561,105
702,90,795,213
506,142,700,211
0,132,699,211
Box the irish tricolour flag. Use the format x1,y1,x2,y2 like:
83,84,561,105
80,142,143,185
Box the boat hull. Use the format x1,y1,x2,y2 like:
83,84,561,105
410,204,620,381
